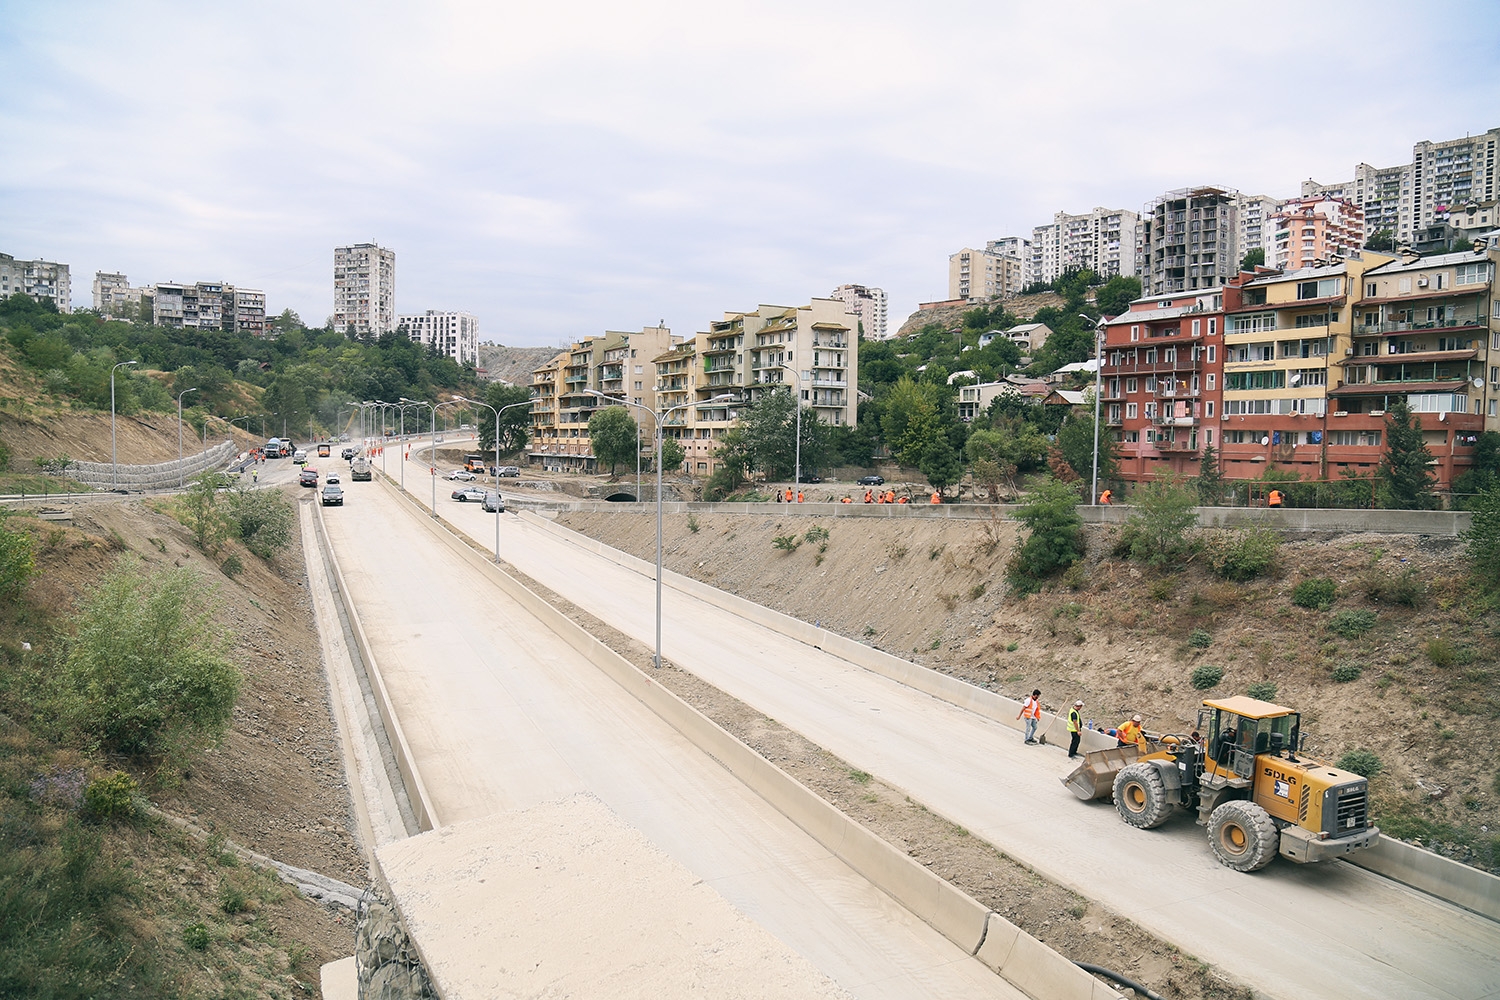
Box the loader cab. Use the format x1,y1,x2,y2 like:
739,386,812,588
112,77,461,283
1199,696,1300,781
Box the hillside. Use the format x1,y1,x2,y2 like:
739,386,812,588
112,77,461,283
894,290,1067,338
476,344,565,386
557,507,1500,871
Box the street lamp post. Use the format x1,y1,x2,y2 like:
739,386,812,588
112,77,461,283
177,387,199,488
110,361,137,489
587,390,732,668
779,364,808,490
400,398,438,517
456,395,531,565
1081,314,1104,506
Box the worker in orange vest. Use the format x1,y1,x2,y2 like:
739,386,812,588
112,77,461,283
1268,489,1284,508
1099,489,1113,504
884,489,896,504
864,490,874,503
1116,714,1147,749
796,490,804,503
785,487,794,503
840,496,852,503
930,491,941,504
1017,688,1042,744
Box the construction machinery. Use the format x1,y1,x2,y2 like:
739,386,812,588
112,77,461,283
1062,695,1379,871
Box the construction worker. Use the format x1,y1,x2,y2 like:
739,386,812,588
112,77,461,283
1116,714,1147,749
1017,688,1042,744
796,490,804,503
1099,488,1113,504
930,491,941,504
1268,488,1284,508
884,489,896,504
1067,700,1084,759
864,490,874,503
897,494,908,504
840,495,852,504
785,487,794,503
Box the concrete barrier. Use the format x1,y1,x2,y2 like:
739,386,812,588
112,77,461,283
311,500,440,833
1350,833,1500,922
381,480,1118,1000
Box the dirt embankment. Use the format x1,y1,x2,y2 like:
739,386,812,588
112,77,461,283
895,290,1067,338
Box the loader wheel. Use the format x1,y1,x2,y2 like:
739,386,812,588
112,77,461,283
1113,763,1174,829
1208,800,1278,872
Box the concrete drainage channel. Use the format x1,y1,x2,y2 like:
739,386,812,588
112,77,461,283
322,477,1126,1000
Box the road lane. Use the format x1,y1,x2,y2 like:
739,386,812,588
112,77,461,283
404,466,1500,1000
321,479,1021,1000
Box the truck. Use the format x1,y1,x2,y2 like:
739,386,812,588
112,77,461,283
1063,695,1379,872
265,438,288,458
350,458,372,481
317,442,331,458
464,453,486,474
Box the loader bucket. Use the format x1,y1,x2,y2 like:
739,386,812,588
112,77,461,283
1061,743,1141,801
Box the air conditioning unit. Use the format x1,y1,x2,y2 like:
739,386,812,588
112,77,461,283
1417,277,1429,287
1345,347,1355,355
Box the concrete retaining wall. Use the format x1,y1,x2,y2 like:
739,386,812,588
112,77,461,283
522,511,1500,921
541,500,1472,536
380,480,1119,1000
62,439,239,489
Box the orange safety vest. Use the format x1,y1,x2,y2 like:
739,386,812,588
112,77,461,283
1118,720,1144,745
841,496,852,503
1269,490,1283,507
796,491,804,503
884,491,895,503
785,488,793,502
897,496,908,504
864,491,874,503
1100,490,1112,504
930,493,941,504
1021,696,1041,720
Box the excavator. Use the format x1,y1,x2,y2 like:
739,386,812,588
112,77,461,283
1062,695,1379,871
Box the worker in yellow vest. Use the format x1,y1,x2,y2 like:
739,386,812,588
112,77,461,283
1067,700,1084,759
1017,688,1042,744
1116,714,1147,749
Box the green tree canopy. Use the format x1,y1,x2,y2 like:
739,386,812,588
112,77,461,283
1240,248,1266,271
1094,276,1142,317
1007,477,1085,593
1056,407,1118,488
1365,229,1396,252
477,383,532,456
879,376,944,467
919,435,962,492
738,387,829,479
659,435,686,474
1378,397,1435,509
587,405,638,475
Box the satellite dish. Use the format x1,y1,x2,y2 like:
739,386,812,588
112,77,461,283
1261,436,1271,446
1289,373,1301,385
1474,377,1485,388
1439,412,1447,422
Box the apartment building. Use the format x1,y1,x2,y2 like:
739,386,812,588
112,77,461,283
149,280,266,335
528,325,677,472
1140,187,1239,297
829,283,889,340
986,237,1032,289
949,247,1023,300
397,310,479,366
1270,197,1366,271
1414,128,1499,231
1099,290,1226,481
1030,208,1141,286
1236,194,1282,269
333,243,396,336
0,252,71,312
92,271,140,316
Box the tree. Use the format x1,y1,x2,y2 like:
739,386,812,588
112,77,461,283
704,427,752,500
1195,443,1226,505
1094,276,1142,317
1056,409,1118,489
1239,248,1266,271
1365,229,1396,252
1378,397,1435,509
587,405,638,476
181,472,229,552
1123,475,1199,567
880,376,944,467
920,436,962,492
658,436,686,474
1007,477,1085,593
478,383,532,456
1453,430,1500,506
738,387,829,480
0,511,36,600
1461,485,1500,590
223,486,295,559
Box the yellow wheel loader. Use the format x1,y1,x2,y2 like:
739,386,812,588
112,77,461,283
1062,696,1379,872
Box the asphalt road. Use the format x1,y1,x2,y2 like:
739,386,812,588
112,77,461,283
320,475,1021,1000
404,456,1500,1000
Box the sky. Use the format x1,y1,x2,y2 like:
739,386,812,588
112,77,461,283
3,0,1500,348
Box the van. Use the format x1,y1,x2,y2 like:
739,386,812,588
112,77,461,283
292,449,308,465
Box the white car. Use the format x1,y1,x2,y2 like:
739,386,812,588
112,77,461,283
446,469,477,481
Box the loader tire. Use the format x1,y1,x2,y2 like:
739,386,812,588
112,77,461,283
1113,763,1174,829
1208,800,1278,872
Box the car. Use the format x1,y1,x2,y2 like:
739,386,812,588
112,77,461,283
299,469,319,487
496,466,520,478
857,475,885,486
451,486,488,502
481,491,505,512
797,474,823,484
325,473,340,484
338,434,349,442
446,469,477,481
292,449,308,465
320,484,344,506
342,446,357,460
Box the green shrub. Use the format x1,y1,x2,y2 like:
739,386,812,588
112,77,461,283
1362,565,1425,607
1331,662,1363,683
1246,681,1278,701
1006,478,1084,594
1191,664,1224,690
223,486,295,560
804,525,829,544
1122,476,1199,567
1425,638,1456,667
220,554,243,579
83,772,138,822
182,923,211,951
0,439,10,471
219,884,247,914
0,513,36,600
772,534,800,552
1188,628,1213,649
1327,608,1377,639
44,558,240,760
1337,749,1382,778
1203,526,1280,581
1291,577,1337,611
686,514,700,533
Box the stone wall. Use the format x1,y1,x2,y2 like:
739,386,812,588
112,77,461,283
62,440,238,490
355,884,437,1000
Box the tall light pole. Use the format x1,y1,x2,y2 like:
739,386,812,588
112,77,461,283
177,387,199,488
1081,314,1104,506
401,398,438,517
780,364,809,489
110,361,137,490
587,390,732,668
456,395,530,564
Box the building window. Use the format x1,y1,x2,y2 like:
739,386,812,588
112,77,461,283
1126,403,1138,419
1126,377,1138,393
1192,319,1201,336
1208,373,1216,389
1207,345,1216,362
1456,263,1490,285
1131,325,1139,341
1208,318,1217,335
1206,401,1215,416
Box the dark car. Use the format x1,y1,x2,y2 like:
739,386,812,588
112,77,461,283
299,468,319,487
481,491,505,513
451,486,487,502
856,475,885,486
342,446,357,460
320,484,344,506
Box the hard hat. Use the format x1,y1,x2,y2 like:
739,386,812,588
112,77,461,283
1132,714,1142,722
1074,700,1084,706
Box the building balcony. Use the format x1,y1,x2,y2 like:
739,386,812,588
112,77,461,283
1156,386,1201,399
1155,414,1199,427
1356,319,1487,336
1154,437,1200,453
812,378,847,389
1103,359,1203,375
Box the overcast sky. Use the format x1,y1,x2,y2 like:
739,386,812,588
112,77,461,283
3,0,1499,347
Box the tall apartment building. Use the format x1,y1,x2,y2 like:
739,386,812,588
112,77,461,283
1270,197,1366,271
1236,194,1283,269
398,310,479,365
528,325,677,472
92,271,139,316
985,237,1032,289
1029,208,1141,286
0,252,71,312
948,247,1023,300
1414,128,1499,230
333,243,396,336
1139,186,1239,296
829,283,889,340
149,280,266,335
1099,290,1226,481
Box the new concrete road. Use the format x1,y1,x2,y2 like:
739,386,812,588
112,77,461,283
320,478,1020,1000
400,460,1500,1000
